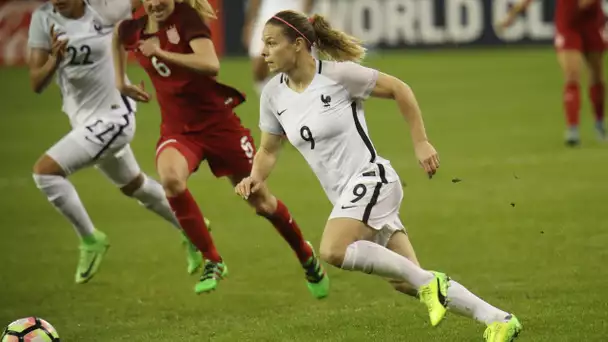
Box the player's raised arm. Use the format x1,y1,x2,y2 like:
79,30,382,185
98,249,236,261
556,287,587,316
496,0,534,30
28,10,67,94
139,3,219,75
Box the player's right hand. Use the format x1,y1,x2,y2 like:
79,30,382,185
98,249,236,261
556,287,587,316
414,140,440,179
118,81,151,102
50,24,68,60
235,176,263,200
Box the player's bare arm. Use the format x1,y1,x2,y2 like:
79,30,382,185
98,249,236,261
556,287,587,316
303,0,315,14
112,23,128,90
147,38,220,76
243,0,262,48
29,25,67,94
497,0,534,29
371,72,439,178
112,23,150,102
235,132,283,198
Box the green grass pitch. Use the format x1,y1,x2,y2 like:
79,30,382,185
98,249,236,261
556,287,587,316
0,48,607,341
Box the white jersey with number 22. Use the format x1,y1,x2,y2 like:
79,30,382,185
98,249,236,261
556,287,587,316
28,0,135,128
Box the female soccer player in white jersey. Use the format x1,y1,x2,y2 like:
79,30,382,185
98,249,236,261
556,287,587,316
242,0,314,94
27,0,204,284
235,10,523,342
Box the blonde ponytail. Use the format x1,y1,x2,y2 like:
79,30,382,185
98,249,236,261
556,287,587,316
309,14,366,62
177,0,217,20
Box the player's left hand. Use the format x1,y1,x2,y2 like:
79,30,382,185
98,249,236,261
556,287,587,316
118,81,151,102
235,176,263,200
138,38,161,57
414,140,439,179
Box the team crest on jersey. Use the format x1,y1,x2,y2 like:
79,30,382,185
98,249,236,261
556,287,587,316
167,26,180,44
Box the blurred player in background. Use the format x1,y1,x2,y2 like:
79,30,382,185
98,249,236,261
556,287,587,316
113,0,328,296
499,0,606,146
236,10,522,341
27,0,204,284
243,0,314,94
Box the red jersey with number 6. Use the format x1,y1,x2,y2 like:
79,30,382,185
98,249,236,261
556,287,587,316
118,3,245,135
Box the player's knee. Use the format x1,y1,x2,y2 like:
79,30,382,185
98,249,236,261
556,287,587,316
33,154,65,176
160,173,187,197
120,173,145,197
563,67,581,83
319,246,346,268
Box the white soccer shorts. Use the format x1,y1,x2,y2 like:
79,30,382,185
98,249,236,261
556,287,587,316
329,174,405,247
46,112,141,187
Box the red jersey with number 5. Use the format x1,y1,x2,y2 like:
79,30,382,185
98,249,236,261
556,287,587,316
118,3,245,135
555,0,605,30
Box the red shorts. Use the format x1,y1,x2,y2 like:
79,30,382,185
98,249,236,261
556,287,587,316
155,116,256,178
555,24,607,52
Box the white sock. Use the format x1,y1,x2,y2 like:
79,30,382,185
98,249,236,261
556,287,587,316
131,175,180,229
33,174,95,239
341,240,434,288
447,280,511,324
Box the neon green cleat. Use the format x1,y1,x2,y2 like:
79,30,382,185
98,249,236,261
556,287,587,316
194,260,228,294
75,230,109,284
303,241,329,299
418,271,449,327
182,217,212,275
483,315,522,342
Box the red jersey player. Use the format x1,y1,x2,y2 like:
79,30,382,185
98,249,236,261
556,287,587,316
498,0,606,146
112,0,329,297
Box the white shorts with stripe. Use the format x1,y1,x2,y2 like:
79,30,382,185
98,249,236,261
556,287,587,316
46,112,140,187
329,164,405,247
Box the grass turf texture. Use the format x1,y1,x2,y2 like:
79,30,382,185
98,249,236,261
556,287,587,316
0,48,607,341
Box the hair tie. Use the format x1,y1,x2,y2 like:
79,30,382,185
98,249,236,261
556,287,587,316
308,17,315,24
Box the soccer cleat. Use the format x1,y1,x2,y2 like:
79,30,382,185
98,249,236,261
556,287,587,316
194,260,228,294
303,241,329,299
483,315,523,342
75,230,109,284
564,126,580,147
418,271,449,327
182,217,211,275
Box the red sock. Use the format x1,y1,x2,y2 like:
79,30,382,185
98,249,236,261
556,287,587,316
167,190,221,263
260,200,313,264
564,82,581,127
590,82,605,122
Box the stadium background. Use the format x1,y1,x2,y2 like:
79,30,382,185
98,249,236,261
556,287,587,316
1,1,607,341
